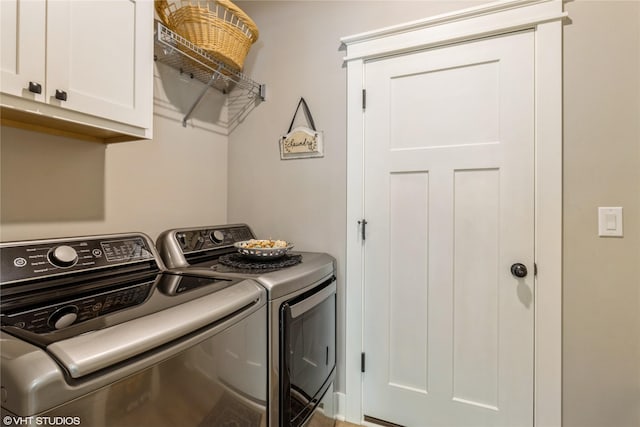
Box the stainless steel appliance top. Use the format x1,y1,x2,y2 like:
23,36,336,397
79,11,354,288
156,224,336,300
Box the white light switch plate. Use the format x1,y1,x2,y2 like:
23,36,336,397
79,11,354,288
598,207,623,237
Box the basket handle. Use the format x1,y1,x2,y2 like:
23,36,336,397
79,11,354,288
217,0,260,42
154,0,171,26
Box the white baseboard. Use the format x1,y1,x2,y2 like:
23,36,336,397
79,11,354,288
333,391,347,421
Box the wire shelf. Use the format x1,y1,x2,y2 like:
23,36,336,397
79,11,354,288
154,21,265,127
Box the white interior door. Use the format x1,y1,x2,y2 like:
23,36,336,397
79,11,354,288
362,31,535,427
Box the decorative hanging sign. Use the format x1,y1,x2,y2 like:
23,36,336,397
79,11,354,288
279,97,324,160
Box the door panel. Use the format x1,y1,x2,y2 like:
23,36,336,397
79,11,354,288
363,31,535,427
452,168,500,410
389,171,429,392
389,60,499,149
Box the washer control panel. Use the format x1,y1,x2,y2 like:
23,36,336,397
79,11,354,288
0,234,157,284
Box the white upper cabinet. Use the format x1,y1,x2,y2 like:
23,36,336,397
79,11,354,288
1,0,153,143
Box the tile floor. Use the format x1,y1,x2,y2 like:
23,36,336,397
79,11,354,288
305,412,361,427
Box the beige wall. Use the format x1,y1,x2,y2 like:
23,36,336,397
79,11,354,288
1,62,229,242
229,0,483,396
563,1,640,426
231,0,640,425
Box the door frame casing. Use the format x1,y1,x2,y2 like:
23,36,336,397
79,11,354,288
341,1,565,426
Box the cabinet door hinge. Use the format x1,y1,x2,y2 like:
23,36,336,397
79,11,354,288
361,352,366,373
362,89,366,110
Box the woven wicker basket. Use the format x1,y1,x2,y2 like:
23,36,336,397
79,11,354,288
156,0,259,71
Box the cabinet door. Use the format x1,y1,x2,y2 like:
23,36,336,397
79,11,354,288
46,0,152,128
1,0,46,102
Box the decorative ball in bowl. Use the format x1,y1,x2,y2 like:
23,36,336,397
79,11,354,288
234,239,294,260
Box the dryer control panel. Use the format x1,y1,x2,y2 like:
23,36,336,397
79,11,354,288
173,225,254,254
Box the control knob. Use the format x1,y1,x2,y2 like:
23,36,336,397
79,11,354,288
176,233,187,248
191,234,206,251
48,305,79,330
209,230,225,244
48,245,78,268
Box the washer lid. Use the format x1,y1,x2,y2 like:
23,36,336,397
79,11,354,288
47,279,265,378
1,272,238,347
0,279,267,416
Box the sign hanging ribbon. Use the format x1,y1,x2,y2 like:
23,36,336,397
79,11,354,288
279,97,324,159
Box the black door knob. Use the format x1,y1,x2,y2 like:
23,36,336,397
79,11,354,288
511,263,528,278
